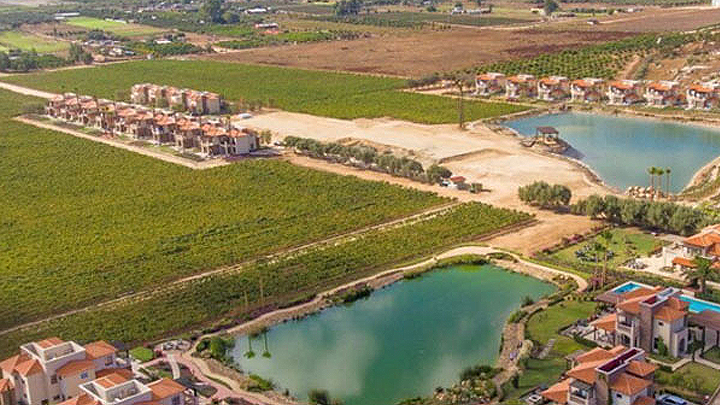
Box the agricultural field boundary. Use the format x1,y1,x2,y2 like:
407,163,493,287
0,201,463,338
15,117,230,170
0,80,56,99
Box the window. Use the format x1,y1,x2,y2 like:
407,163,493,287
105,356,113,366
172,396,180,405
50,375,57,385
80,372,88,380
658,321,664,326
616,393,623,399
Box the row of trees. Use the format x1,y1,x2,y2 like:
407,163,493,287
284,136,454,183
518,181,572,208
0,50,67,72
571,194,710,236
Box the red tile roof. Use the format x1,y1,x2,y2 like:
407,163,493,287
610,372,652,396
57,360,94,377
85,341,116,360
634,396,656,405
626,361,658,378
0,378,13,392
58,394,100,405
541,379,571,404
148,378,185,400
16,359,43,377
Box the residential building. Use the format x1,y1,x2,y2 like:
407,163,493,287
537,76,569,101
541,345,657,405
61,373,186,405
670,223,720,272
505,74,536,99
130,84,222,115
45,96,258,158
0,339,190,405
0,338,120,405
686,83,720,110
592,286,690,357
607,80,643,105
644,81,682,108
570,77,605,103
475,73,506,96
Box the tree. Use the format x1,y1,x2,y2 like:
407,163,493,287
656,168,665,195
334,0,362,15
683,256,713,294
665,167,672,196
427,164,452,184
222,10,240,24
543,0,559,15
584,194,606,218
202,0,225,23
647,166,655,190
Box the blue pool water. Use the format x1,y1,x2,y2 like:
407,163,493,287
680,296,720,314
613,282,720,314
613,282,644,294
504,112,720,192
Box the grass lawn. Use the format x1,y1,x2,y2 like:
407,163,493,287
551,228,663,269
0,60,527,124
129,347,154,362
527,300,597,346
656,362,720,397
65,17,165,37
0,30,69,53
702,346,720,364
504,300,599,400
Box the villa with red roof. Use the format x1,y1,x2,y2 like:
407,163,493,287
0,339,189,405
537,76,569,101
570,78,604,103
541,345,657,405
474,73,506,96
644,81,682,108
607,80,643,105
670,224,720,272
686,83,720,110
131,84,221,115
505,74,536,99
591,286,690,357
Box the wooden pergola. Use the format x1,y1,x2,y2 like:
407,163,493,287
535,126,560,143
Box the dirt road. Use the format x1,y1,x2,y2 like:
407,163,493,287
0,81,57,99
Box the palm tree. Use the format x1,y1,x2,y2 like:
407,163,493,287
682,256,714,294
655,168,665,196
647,166,656,190
665,167,672,196
592,241,606,289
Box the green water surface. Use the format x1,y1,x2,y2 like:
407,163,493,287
231,264,555,405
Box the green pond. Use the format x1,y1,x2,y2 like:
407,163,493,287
230,264,555,405
505,112,720,193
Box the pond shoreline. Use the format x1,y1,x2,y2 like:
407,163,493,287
188,246,586,405
493,107,720,196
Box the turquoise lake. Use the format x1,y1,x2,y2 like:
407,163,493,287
231,265,555,405
504,112,720,193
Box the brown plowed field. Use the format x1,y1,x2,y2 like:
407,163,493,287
198,7,720,77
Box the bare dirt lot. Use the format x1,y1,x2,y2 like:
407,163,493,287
199,7,720,77
201,27,630,77
239,111,609,209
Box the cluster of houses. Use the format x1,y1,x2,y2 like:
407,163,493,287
475,73,720,109
543,279,720,405
45,94,259,158
0,338,193,405
130,84,222,116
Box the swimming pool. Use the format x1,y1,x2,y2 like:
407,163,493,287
612,281,720,314
613,282,644,294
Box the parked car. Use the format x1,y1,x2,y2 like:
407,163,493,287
658,394,687,405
